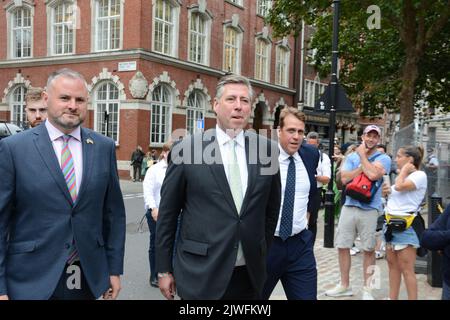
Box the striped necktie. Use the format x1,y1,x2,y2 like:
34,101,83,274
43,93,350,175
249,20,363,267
61,135,77,203
61,135,79,264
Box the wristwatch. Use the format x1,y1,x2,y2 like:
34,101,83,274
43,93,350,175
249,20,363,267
157,272,172,278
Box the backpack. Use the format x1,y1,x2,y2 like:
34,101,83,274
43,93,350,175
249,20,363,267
345,153,382,203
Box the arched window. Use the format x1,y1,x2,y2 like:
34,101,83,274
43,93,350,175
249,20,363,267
11,86,27,126
151,84,172,144
11,7,32,58
94,82,120,143
186,90,205,135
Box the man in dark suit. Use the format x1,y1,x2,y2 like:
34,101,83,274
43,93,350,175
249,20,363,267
263,107,319,300
0,68,126,300
156,74,281,300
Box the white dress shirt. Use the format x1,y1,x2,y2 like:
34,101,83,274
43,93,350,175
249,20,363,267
45,120,83,195
143,159,168,210
316,150,331,188
216,125,248,266
215,125,248,198
275,146,310,237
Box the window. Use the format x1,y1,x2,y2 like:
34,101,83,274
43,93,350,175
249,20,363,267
95,0,121,51
257,0,272,17
275,45,290,87
95,82,120,143
11,86,27,126
223,27,241,74
151,85,172,144
186,90,205,135
188,12,207,64
153,0,179,56
304,79,326,108
255,38,270,81
11,8,32,58
51,2,75,55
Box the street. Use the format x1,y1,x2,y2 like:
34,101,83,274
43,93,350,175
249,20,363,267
118,179,442,300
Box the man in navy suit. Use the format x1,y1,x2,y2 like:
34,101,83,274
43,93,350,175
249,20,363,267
263,107,319,300
0,68,126,300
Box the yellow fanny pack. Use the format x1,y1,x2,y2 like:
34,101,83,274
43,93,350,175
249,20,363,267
386,213,416,230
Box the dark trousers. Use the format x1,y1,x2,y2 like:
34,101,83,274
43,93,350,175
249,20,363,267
308,189,322,244
263,229,317,300
145,209,157,282
50,262,96,300
132,165,141,181
221,266,258,300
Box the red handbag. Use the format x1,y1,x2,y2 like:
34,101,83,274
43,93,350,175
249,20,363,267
345,154,382,203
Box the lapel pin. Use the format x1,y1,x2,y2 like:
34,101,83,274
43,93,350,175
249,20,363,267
86,138,94,144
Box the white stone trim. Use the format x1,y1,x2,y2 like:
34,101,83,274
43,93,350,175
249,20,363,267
147,71,181,113
2,73,32,103
88,68,126,100
182,78,211,110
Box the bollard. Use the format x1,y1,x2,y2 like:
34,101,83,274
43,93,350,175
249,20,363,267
427,193,443,287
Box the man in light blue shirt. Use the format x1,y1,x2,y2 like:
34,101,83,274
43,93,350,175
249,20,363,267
325,125,391,300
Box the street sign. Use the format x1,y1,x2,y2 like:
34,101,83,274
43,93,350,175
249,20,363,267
196,118,204,130
314,83,354,113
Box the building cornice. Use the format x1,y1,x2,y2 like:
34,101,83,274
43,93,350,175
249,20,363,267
0,49,296,95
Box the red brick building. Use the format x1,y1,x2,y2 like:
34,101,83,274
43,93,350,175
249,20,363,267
0,0,298,177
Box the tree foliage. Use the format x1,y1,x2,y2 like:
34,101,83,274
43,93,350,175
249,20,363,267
266,0,450,127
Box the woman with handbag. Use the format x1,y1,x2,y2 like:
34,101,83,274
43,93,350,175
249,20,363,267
381,145,427,300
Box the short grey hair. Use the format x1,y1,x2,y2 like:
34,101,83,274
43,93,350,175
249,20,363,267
306,131,319,140
215,74,253,101
46,68,88,92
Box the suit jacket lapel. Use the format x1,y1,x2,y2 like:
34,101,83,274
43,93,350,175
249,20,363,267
73,128,94,208
33,124,73,204
206,131,239,216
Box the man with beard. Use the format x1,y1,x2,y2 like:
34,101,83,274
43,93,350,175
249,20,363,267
0,68,126,300
325,125,391,300
25,87,47,128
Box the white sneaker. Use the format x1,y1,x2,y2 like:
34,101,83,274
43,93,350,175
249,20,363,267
350,246,360,256
362,286,375,300
325,284,353,297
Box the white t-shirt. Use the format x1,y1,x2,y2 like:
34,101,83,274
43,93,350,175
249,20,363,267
385,170,427,216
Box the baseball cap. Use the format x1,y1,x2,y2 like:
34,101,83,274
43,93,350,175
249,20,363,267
363,125,381,136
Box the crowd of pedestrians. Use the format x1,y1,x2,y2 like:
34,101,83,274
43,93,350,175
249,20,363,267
1,71,447,301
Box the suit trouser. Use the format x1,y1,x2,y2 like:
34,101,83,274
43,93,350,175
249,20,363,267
220,266,258,300
263,229,317,300
308,189,322,244
50,261,96,300
145,209,157,282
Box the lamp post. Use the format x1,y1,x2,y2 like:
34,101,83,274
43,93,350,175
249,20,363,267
104,109,110,138
313,0,354,247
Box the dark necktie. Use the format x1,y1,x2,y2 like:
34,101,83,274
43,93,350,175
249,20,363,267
279,156,295,241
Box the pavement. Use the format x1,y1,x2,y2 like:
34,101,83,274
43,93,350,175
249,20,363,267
119,179,443,300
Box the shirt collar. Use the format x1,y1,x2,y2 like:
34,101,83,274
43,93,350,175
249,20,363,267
215,125,245,149
45,119,81,142
278,143,300,162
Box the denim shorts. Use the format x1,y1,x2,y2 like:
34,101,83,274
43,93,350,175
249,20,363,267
382,224,420,248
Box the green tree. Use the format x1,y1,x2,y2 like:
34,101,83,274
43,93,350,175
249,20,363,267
267,0,450,128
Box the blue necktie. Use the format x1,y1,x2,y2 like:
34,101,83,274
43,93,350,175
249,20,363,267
279,156,295,241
